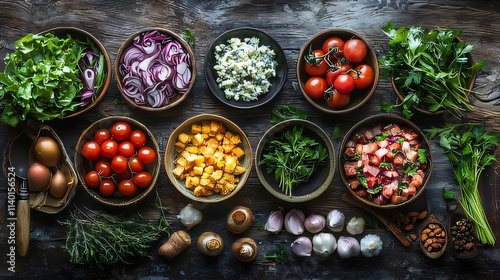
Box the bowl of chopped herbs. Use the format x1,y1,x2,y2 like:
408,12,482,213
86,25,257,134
379,22,484,119
255,119,335,203
0,27,111,127
204,28,287,109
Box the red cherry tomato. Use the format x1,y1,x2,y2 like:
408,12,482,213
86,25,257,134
334,74,355,95
129,129,147,149
101,139,118,158
118,141,136,158
322,37,345,58
115,169,132,182
118,180,138,197
324,89,350,109
81,141,101,161
133,171,153,188
128,156,144,172
304,77,328,100
111,122,132,141
349,64,375,90
94,128,111,145
303,49,329,77
343,38,367,64
111,155,128,174
84,170,101,188
99,179,116,197
325,63,352,87
95,160,113,177
137,146,157,164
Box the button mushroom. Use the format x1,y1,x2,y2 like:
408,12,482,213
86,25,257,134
231,237,258,262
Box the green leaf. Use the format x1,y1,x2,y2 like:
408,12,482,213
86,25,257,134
332,125,341,140
442,188,457,200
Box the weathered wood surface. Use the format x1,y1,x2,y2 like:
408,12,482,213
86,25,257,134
1,0,500,279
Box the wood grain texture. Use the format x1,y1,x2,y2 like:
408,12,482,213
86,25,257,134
0,0,499,279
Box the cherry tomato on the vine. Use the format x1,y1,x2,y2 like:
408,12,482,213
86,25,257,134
349,64,374,90
129,129,147,149
101,139,118,158
118,180,138,197
304,77,328,100
95,160,113,177
118,141,136,158
94,128,111,145
99,179,116,197
81,141,101,161
138,146,157,164
128,156,144,172
322,37,345,58
111,155,128,174
304,49,329,77
84,170,101,188
343,38,367,64
115,169,132,182
334,74,355,95
134,171,153,188
111,122,132,141
324,89,350,109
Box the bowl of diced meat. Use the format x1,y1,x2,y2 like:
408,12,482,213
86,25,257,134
339,114,433,209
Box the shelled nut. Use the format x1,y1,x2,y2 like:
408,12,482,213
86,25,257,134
418,214,447,259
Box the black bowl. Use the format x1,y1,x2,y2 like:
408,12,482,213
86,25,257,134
204,28,287,109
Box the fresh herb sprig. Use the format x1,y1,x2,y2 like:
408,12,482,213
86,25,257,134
60,205,171,268
379,22,485,119
259,125,328,196
425,123,500,245
264,244,290,264
270,105,308,124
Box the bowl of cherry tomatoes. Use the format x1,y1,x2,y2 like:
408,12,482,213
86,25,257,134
296,29,379,113
74,116,160,207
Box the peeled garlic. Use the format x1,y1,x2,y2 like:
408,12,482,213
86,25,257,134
284,209,305,235
326,209,345,232
304,214,326,233
177,203,202,230
264,209,284,234
346,217,365,235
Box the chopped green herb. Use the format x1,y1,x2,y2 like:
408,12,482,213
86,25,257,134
265,244,290,264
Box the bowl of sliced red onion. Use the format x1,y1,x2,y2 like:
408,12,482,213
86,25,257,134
114,28,196,111
339,114,433,209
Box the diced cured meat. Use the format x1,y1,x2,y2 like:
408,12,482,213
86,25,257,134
387,124,402,136
349,179,361,190
344,161,358,177
364,128,375,140
362,142,379,154
363,164,380,177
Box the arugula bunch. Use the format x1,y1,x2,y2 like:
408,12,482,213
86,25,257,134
379,22,485,119
259,125,328,196
425,123,500,245
0,32,96,127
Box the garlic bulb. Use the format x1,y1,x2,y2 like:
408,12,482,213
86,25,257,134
284,209,305,235
264,209,284,234
337,236,360,259
346,217,365,235
360,234,383,257
304,214,326,234
326,209,345,232
312,232,337,258
291,236,312,257
177,203,202,229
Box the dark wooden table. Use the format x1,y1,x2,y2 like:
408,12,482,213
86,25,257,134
1,1,499,279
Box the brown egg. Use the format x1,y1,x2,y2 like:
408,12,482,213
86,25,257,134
49,170,68,198
27,162,51,192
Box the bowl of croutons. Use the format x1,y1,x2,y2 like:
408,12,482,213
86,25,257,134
165,114,252,203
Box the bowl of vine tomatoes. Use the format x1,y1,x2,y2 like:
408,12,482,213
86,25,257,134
297,29,379,114
74,116,160,207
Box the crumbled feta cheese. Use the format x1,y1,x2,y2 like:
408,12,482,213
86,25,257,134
213,37,277,102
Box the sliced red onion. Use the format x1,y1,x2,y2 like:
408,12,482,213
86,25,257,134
78,50,102,106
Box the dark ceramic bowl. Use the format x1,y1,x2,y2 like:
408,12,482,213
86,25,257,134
339,114,433,209
39,27,112,118
297,29,379,114
114,28,196,111
255,119,335,202
204,28,287,109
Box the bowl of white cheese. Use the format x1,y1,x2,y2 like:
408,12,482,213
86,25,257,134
204,28,287,109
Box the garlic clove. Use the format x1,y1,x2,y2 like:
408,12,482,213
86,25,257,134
291,236,312,257
231,237,258,262
284,209,305,235
326,209,345,232
337,236,360,259
227,206,253,234
197,231,224,257
312,232,337,258
177,203,203,230
264,209,284,234
346,217,365,235
304,214,326,234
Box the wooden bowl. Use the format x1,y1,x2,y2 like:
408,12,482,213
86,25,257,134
114,28,196,111
418,214,448,259
204,27,287,109
255,119,335,202
296,29,379,114
339,114,433,209
74,116,160,207
165,114,252,203
448,206,477,259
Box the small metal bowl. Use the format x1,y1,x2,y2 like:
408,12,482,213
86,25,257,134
255,119,335,203
114,28,196,111
204,28,287,109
